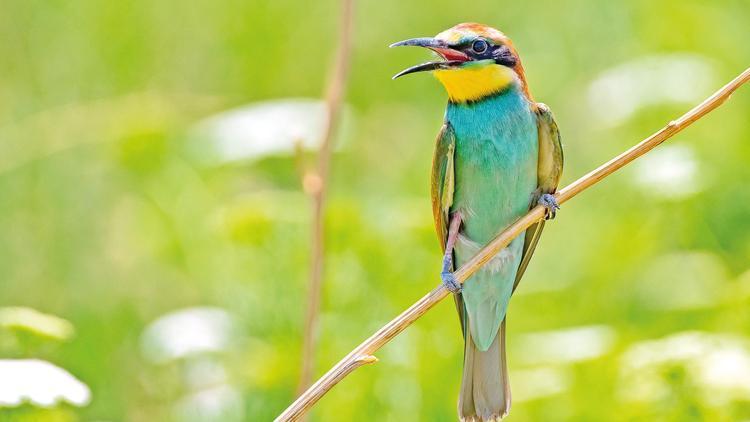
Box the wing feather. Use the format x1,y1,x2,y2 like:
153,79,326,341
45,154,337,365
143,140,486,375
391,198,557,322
513,103,564,292
431,122,456,252
431,123,467,334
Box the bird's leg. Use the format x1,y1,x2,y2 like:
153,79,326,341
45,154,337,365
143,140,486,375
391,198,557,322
441,212,463,293
537,193,560,220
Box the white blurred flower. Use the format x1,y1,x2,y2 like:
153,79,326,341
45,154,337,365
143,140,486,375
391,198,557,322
0,307,74,341
189,98,349,163
140,307,234,364
632,145,703,199
184,357,229,390
588,54,716,126
0,359,91,408
514,325,616,365
619,331,750,405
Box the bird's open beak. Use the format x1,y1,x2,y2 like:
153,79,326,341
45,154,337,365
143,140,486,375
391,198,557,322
390,37,470,79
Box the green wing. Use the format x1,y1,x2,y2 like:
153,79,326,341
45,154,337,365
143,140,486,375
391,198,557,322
513,103,564,292
431,122,456,252
430,123,467,334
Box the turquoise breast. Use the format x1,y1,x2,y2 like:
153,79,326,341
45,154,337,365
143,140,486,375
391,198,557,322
446,85,538,351
447,86,538,244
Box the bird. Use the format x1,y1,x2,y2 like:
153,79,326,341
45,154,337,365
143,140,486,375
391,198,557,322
391,23,564,421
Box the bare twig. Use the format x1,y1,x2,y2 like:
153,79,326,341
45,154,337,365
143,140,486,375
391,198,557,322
278,67,750,421
296,0,355,398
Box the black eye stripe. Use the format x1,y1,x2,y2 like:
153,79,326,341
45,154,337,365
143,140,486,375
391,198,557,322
455,39,514,64
493,45,517,66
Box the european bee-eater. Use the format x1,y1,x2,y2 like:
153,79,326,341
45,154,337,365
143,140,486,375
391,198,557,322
392,23,564,421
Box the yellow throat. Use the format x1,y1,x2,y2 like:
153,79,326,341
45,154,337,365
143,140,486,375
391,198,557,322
433,64,517,103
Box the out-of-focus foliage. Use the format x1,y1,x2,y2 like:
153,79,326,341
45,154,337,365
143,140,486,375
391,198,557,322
1,0,749,420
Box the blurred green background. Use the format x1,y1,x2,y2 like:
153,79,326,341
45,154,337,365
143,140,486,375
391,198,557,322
1,0,750,420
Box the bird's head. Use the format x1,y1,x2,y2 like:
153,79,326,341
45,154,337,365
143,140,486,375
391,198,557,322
391,23,530,103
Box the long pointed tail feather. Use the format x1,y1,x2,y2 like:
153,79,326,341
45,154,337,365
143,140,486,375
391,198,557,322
458,319,510,422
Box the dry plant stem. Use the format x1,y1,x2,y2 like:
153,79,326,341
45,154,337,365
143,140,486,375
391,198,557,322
277,67,750,422
296,0,355,397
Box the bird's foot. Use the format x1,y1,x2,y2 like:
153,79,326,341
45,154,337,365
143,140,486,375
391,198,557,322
440,254,462,293
538,193,560,220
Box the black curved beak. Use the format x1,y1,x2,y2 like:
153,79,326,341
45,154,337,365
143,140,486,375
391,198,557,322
389,37,448,49
390,37,468,79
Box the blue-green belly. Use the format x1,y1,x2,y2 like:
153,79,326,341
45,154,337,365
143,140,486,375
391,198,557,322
446,88,538,351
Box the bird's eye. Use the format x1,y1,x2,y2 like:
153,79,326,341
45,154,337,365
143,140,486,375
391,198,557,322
471,39,488,54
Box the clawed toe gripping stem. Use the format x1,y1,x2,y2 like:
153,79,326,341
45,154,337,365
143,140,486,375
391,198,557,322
538,193,560,220
440,254,462,293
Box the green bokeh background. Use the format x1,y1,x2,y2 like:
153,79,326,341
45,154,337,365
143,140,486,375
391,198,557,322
1,0,749,420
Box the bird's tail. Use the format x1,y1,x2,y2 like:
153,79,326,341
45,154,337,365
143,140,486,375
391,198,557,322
458,319,510,422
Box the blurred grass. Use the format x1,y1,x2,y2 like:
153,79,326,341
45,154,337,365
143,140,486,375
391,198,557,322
0,0,749,420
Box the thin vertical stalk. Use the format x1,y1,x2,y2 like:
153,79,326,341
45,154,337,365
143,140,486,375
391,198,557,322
297,0,355,399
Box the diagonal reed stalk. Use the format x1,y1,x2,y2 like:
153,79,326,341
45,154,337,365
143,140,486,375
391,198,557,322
279,66,750,422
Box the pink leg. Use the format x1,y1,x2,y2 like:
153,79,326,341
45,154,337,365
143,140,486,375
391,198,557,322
445,212,462,254
441,212,463,293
